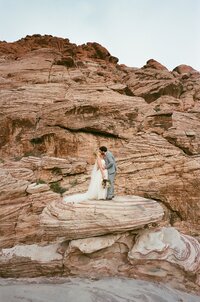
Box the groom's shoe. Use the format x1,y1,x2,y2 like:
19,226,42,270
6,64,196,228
106,197,113,200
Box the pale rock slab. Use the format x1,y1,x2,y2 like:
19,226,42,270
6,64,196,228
40,196,164,241
0,243,63,277
67,234,122,254
26,183,50,194
1,243,62,262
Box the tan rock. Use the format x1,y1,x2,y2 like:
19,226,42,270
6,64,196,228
163,112,200,155
143,59,168,71
62,232,134,278
128,227,200,273
173,64,198,74
40,156,87,175
26,183,50,194
67,234,122,254
0,35,200,292
61,228,200,292
0,169,29,201
125,67,183,103
0,243,63,277
40,196,164,241
1,243,62,262
0,166,60,248
1,167,35,182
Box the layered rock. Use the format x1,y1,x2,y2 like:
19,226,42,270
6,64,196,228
0,225,199,293
0,243,63,277
124,65,183,103
0,156,87,248
0,34,118,65
128,227,200,274
40,196,164,241
0,35,200,294
1,36,199,228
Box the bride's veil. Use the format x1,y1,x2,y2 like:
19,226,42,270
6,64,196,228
63,159,98,202
86,160,98,198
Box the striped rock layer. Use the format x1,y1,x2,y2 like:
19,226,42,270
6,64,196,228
40,196,164,241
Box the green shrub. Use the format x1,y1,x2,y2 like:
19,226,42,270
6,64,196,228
13,156,23,161
52,167,62,175
30,137,44,144
24,151,35,157
50,182,67,195
36,179,46,185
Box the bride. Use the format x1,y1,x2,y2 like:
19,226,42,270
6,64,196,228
63,150,108,203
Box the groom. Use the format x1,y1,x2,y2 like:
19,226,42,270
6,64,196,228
99,146,117,200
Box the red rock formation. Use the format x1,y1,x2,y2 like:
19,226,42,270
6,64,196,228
0,34,199,226
0,34,118,64
0,35,200,293
142,59,169,71
173,64,198,74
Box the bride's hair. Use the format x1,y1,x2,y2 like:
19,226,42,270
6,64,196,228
93,149,101,157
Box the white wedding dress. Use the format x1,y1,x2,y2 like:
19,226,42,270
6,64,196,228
63,159,108,203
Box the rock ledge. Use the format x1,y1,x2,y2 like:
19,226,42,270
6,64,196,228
40,195,164,241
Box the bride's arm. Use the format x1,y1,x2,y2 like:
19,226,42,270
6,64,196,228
97,157,106,179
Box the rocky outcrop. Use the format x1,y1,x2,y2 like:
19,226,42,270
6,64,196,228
173,64,198,74
128,227,200,290
0,34,118,65
0,156,87,248
124,67,183,103
128,227,200,273
40,196,164,241
0,195,164,278
0,35,200,294
1,224,199,293
0,243,63,277
143,59,169,71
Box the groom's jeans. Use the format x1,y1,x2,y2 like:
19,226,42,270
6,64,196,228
107,172,116,198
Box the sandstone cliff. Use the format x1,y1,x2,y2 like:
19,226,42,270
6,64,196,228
0,35,199,294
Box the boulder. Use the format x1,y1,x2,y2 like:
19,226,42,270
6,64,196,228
40,196,164,241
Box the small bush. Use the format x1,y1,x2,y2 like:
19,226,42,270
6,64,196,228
36,179,46,185
24,151,35,157
52,167,62,175
30,137,44,144
50,182,67,195
13,156,23,161
55,56,75,68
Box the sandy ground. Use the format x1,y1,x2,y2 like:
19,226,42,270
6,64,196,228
0,277,199,302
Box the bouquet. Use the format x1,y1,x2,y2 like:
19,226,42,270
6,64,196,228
102,179,111,189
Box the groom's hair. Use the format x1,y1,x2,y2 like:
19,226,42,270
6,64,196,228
99,146,107,152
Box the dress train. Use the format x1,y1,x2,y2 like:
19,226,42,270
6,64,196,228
63,160,108,203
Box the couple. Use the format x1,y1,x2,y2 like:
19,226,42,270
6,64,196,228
64,146,117,203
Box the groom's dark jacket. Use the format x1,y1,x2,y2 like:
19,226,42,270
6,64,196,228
105,151,117,175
